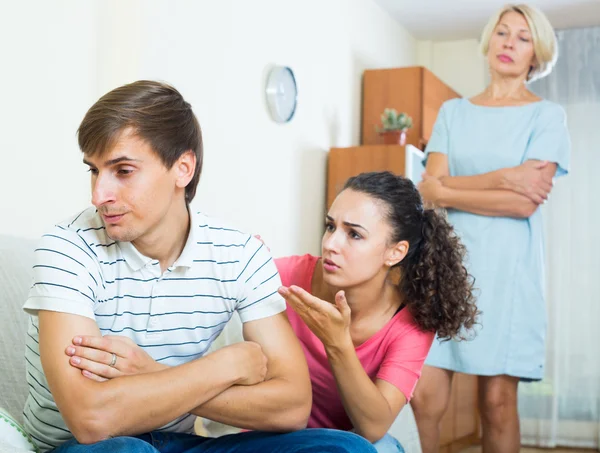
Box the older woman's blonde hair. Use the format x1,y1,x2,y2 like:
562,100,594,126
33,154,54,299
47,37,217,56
479,4,557,82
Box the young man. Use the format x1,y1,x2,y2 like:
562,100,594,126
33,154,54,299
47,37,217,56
22,81,375,453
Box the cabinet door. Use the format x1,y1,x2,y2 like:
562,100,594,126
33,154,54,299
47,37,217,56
439,373,480,453
362,68,423,147
327,146,406,208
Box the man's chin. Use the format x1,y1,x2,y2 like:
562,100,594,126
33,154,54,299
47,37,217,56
105,226,136,243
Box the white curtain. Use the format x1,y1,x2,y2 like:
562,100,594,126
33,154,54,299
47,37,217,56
518,27,600,449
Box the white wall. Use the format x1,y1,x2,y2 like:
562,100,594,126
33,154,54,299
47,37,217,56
417,38,487,98
1,0,417,258
0,0,100,239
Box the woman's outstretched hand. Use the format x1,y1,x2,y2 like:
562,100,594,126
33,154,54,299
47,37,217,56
278,285,352,350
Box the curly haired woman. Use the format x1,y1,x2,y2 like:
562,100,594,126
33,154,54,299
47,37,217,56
276,171,478,452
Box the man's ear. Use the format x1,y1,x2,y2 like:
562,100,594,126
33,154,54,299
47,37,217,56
174,150,196,189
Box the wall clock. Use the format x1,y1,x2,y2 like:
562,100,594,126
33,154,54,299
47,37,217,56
265,66,297,123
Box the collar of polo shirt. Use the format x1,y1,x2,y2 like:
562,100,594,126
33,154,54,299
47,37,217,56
117,210,196,271
172,210,197,269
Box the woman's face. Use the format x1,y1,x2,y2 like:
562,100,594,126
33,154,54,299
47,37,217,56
321,189,403,289
487,11,536,80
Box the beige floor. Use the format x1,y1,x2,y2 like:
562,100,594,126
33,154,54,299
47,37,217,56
460,447,595,453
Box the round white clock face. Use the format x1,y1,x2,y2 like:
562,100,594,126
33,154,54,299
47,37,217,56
265,66,297,123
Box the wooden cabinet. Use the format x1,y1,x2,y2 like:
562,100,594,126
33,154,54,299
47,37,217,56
361,66,460,148
439,373,480,453
327,145,406,209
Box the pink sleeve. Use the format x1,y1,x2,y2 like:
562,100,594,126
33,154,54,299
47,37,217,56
274,255,317,289
274,256,296,286
376,327,435,401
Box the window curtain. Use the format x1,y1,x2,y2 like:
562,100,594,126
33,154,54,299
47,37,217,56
519,26,600,449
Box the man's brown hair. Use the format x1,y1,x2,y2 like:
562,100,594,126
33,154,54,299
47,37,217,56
77,80,203,203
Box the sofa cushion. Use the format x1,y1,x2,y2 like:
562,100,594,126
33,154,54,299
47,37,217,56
0,407,38,452
0,235,37,425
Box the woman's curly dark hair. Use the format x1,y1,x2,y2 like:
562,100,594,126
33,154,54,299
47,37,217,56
343,171,478,340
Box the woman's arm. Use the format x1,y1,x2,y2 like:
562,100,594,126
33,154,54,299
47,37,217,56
425,152,554,203
421,153,557,217
325,340,406,442
419,175,543,218
435,183,540,218
278,286,405,442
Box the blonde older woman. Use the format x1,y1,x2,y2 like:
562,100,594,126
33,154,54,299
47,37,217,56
413,4,570,453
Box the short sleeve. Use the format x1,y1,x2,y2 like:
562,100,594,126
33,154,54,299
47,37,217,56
524,103,571,178
274,256,296,287
235,236,286,323
23,226,100,321
274,254,318,289
423,101,451,165
376,327,435,401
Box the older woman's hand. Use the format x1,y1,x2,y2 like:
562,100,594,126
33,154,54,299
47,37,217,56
502,160,553,204
418,174,446,208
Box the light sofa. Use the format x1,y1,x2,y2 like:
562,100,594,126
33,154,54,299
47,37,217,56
0,234,422,452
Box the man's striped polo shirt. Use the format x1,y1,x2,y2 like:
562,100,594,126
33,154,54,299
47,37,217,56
22,207,285,451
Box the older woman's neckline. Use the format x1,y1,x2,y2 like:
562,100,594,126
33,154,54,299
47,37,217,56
466,97,545,109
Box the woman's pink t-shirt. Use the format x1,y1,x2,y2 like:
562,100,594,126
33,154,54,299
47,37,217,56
275,254,435,431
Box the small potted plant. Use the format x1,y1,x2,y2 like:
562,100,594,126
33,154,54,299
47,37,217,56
376,108,413,145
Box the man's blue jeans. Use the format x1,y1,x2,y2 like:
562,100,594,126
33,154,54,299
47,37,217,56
50,429,377,452
372,434,405,453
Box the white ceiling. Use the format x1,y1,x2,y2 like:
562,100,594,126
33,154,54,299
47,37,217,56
374,0,600,41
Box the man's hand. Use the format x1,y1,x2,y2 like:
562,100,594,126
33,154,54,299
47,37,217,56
222,341,269,386
66,335,164,381
502,160,553,204
68,335,268,386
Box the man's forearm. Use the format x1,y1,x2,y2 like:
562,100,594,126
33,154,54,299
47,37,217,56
40,310,246,445
58,353,239,443
191,312,312,432
191,376,310,432
437,187,538,218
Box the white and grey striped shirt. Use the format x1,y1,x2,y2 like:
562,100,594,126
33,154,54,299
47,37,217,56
22,207,285,451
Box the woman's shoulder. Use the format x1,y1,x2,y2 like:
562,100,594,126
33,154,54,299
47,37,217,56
365,308,435,356
440,97,466,113
535,99,566,117
436,97,473,123
386,307,436,340
274,254,319,270
274,254,319,288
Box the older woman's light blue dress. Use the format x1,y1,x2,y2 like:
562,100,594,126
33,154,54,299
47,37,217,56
424,98,570,380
